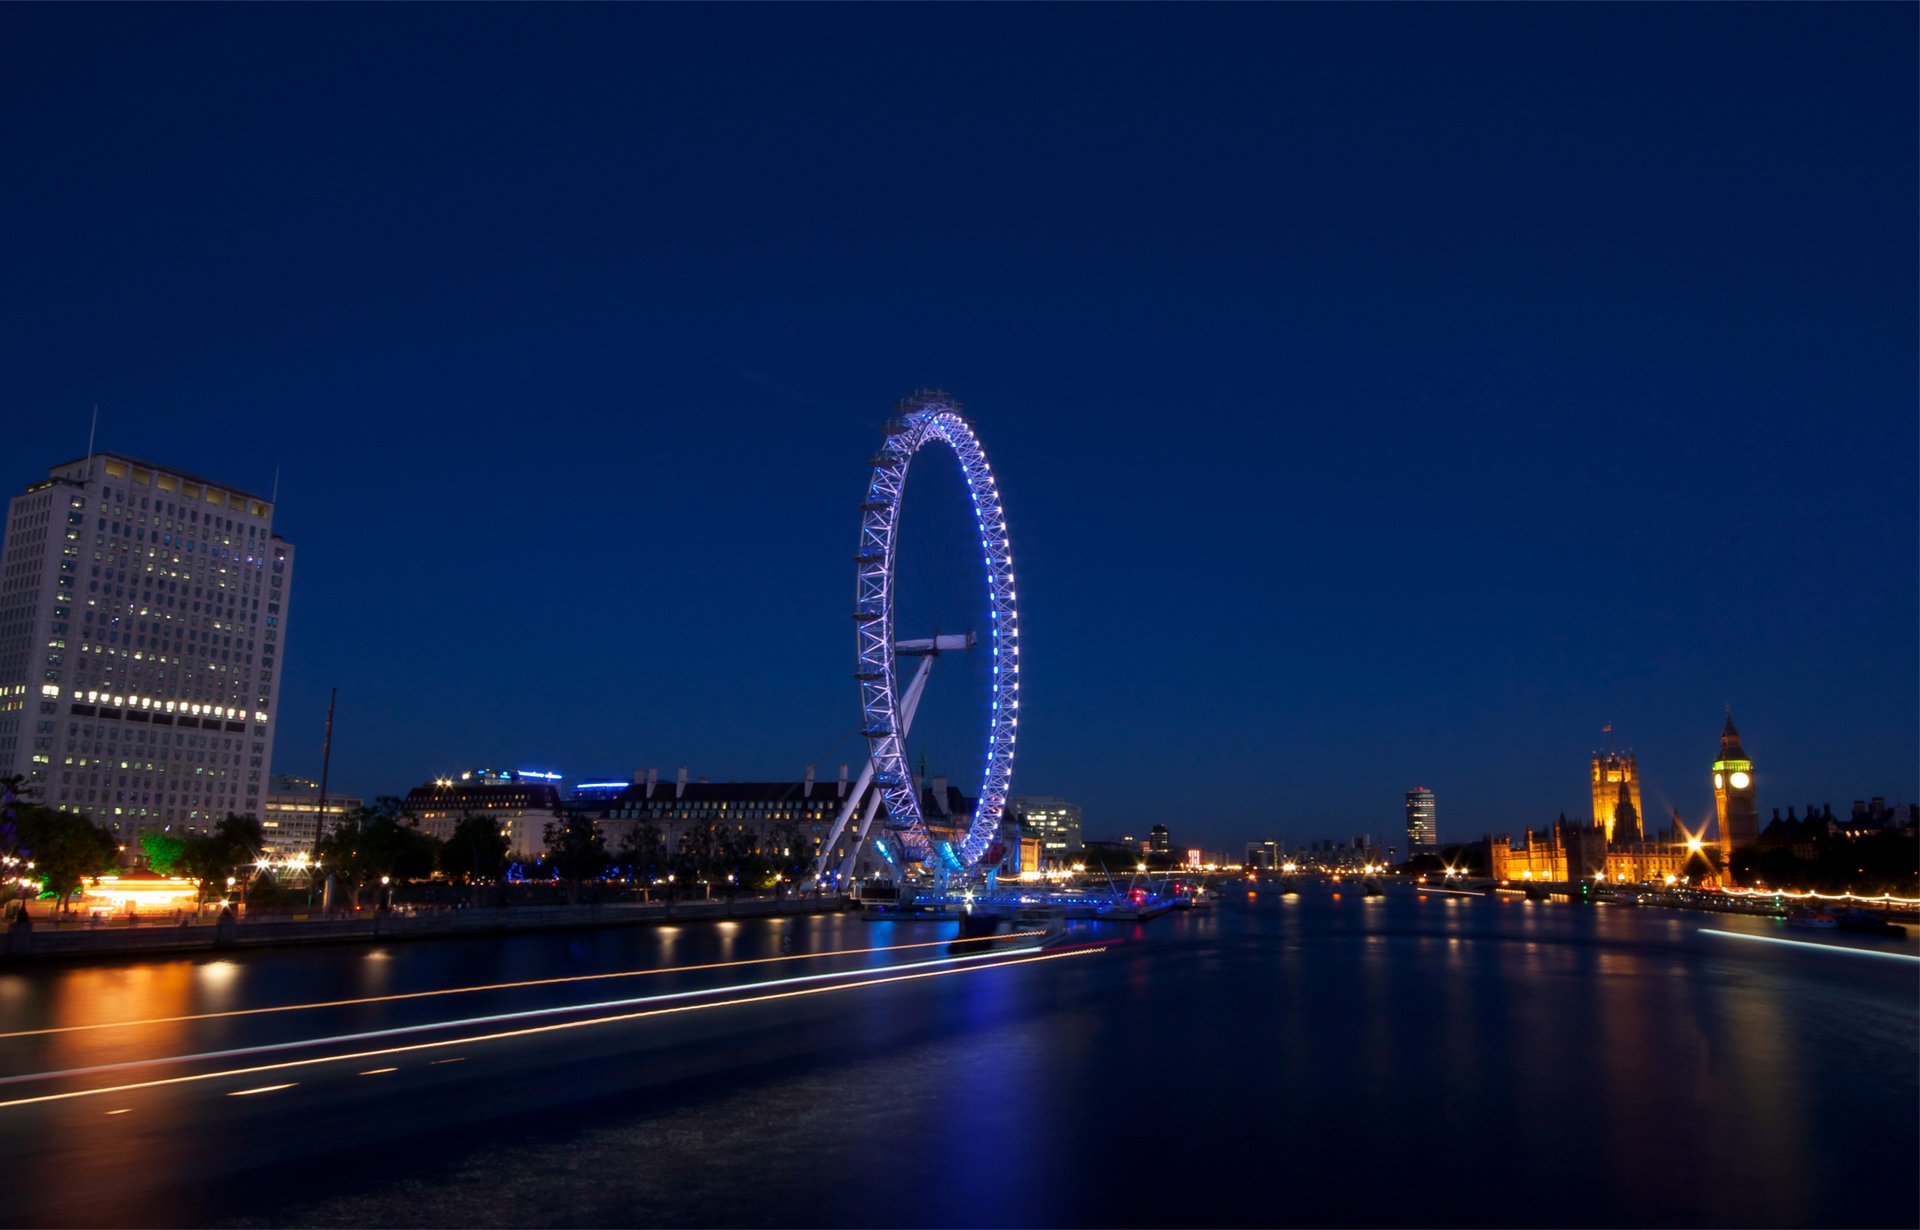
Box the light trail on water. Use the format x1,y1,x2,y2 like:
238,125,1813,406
1699,928,1920,962
0,944,1108,1111
0,944,1049,1089
0,930,1047,1041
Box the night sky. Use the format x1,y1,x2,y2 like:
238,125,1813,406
4,6,1913,851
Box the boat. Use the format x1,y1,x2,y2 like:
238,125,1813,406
1785,908,1838,929
1835,909,1907,938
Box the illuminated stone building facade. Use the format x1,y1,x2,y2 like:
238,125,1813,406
1591,750,1644,841
1489,815,1696,885
0,453,292,840
583,768,858,873
404,770,564,862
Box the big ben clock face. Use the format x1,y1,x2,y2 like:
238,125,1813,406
1729,771,1750,790
1714,773,1724,790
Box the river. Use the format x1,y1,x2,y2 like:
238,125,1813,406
1,886,1913,1228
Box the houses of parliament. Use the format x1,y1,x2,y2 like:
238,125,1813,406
1487,715,1755,885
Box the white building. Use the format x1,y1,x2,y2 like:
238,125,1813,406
0,453,294,841
405,770,567,863
261,774,360,857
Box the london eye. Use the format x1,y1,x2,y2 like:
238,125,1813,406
815,390,1019,880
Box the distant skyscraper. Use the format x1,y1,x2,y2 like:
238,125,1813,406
1405,787,1437,852
1148,823,1171,855
0,453,293,838
1007,796,1081,865
1591,749,1645,842
1712,711,1759,856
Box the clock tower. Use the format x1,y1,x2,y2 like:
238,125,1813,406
1712,710,1758,857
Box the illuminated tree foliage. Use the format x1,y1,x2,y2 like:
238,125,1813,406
140,829,188,876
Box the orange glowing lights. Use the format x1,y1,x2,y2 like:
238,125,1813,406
0,945,1108,1112
0,930,1048,1042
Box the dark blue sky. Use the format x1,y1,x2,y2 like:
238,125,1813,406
4,6,1914,850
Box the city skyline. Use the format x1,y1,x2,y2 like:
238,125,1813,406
2,6,1913,849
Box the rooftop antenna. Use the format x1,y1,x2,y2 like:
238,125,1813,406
270,463,280,505
83,404,98,481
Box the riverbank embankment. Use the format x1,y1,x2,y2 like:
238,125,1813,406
1,894,852,965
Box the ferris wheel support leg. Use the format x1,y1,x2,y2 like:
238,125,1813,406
812,653,939,889
811,757,877,889
835,780,884,885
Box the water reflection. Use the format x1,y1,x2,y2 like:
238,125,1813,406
0,893,1911,1229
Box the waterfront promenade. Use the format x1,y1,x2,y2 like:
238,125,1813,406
1,895,849,963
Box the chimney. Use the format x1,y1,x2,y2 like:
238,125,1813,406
676,766,688,799
804,764,815,797
645,767,658,799
838,763,849,798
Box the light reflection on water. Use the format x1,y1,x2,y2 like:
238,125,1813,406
1,890,1913,1229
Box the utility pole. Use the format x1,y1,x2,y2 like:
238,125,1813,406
309,689,337,911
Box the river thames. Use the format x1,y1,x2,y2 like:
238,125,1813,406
1,887,1913,1228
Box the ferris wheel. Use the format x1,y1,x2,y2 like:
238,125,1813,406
813,390,1019,881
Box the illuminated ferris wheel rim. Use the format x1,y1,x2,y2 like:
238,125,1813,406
854,389,1019,870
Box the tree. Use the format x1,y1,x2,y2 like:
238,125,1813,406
544,808,608,904
441,812,509,885
675,822,727,895
15,805,118,913
2,774,31,904
765,820,814,890
360,814,439,885
140,829,188,876
617,819,669,887
316,816,372,907
174,814,267,904
320,801,439,906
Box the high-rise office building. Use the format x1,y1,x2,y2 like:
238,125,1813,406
1590,749,1645,842
1712,711,1758,857
1404,787,1438,852
0,453,293,839
1007,796,1082,866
